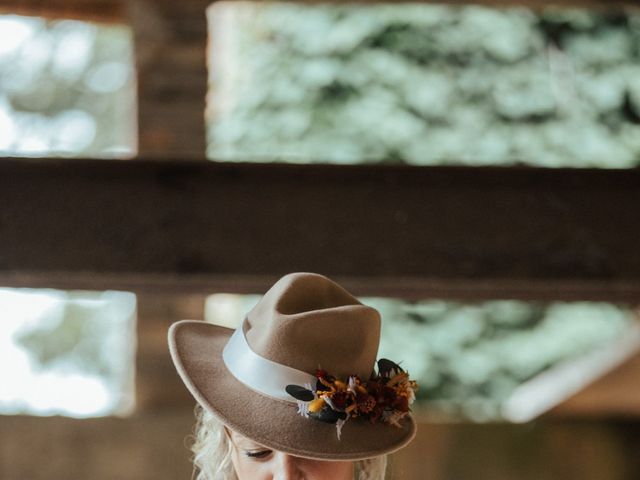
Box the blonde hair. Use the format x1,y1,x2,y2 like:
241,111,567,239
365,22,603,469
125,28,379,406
189,403,387,480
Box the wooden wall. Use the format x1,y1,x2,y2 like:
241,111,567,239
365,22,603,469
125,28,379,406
1,0,640,479
4,413,640,479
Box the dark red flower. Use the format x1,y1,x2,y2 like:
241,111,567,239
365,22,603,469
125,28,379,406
331,391,348,409
357,395,376,414
392,395,409,412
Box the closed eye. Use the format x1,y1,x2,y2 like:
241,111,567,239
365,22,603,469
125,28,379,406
245,449,272,459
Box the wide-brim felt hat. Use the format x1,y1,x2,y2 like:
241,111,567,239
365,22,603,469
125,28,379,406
168,272,416,460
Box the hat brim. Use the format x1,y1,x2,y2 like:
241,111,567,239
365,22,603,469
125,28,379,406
168,320,417,461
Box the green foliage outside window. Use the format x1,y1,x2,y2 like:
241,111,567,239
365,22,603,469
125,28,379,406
207,4,640,167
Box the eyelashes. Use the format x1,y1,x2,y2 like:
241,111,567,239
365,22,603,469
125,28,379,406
245,449,272,459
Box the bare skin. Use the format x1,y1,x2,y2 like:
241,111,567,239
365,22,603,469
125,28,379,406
227,428,354,480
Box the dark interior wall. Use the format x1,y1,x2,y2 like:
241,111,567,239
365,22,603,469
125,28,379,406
3,414,640,480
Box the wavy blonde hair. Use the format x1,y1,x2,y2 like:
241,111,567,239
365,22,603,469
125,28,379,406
188,403,387,480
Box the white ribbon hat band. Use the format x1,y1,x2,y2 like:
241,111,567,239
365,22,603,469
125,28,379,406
222,327,317,403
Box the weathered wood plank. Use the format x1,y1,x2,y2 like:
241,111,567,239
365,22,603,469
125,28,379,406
1,0,638,22
0,0,125,22
0,412,196,480
128,0,209,158
1,413,639,480
135,293,207,410
0,7,122,22
1,158,638,301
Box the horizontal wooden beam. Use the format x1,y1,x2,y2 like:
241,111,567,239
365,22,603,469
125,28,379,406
0,412,196,480
1,0,638,22
0,0,125,22
2,413,639,480
1,158,640,301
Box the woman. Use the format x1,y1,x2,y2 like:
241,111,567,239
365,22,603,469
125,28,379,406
169,272,418,479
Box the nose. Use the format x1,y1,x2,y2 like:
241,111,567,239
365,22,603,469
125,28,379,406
273,453,302,480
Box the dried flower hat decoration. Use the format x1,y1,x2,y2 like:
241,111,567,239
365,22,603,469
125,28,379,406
286,358,418,439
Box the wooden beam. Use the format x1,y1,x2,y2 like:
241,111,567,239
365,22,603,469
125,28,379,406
0,412,196,480
0,0,125,22
135,293,207,410
2,413,639,479
1,0,638,22
1,158,640,301
128,0,209,158
392,420,640,480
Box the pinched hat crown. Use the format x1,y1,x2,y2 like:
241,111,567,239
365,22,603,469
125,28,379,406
244,272,381,380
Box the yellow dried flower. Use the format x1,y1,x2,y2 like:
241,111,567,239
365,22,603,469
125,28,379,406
308,397,325,413
334,380,347,390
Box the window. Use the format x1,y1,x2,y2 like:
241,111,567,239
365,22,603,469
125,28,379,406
0,14,136,157
206,3,640,167
0,288,136,417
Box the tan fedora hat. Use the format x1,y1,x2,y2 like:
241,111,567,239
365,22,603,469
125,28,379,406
168,272,417,460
